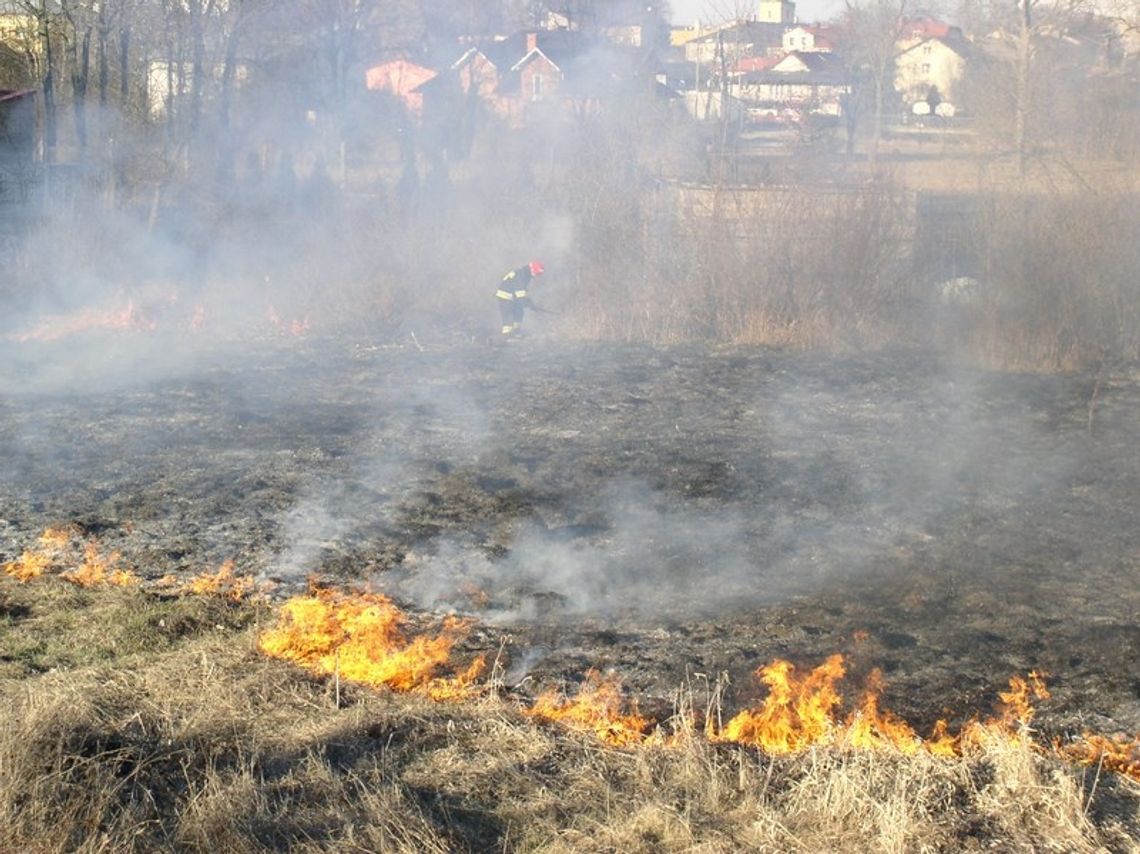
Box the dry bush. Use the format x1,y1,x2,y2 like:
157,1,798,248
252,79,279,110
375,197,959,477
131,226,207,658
777,748,964,851
967,189,1140,371
967,729,1100,852
0,630,459,853
565,180,915,350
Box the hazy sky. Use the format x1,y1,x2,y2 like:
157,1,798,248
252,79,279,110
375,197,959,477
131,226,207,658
669,0,845,25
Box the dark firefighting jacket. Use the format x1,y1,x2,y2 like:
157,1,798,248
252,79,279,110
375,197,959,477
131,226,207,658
495,266,534,306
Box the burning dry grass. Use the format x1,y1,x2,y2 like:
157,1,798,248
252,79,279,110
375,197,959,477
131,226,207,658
523,668,655,747
256,586,486,700
1,574,1138,852
181,558,256,601
3,527,139,588
4,300,157,343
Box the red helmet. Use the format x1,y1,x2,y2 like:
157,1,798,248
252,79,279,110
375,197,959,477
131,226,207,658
529,260,545,276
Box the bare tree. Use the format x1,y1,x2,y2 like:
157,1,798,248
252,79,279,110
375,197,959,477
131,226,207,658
835,0,911,165
10,0,62,160
962,0,1103,169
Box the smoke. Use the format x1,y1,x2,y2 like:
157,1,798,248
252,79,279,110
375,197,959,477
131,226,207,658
0,4,1113,650
265,366,499,585
380,477,863,624
365,349,1081,627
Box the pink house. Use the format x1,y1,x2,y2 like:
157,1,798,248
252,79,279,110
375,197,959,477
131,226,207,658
365,59,437,116
511,33,564,106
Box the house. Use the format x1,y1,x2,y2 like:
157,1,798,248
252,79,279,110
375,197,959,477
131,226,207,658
508,32,567,105
683,20,788,65
601,24,647,48
757,0,797,24
897,17,965,52
0,88,35,161
415,29,663,131
447,47,502,99
365,59,438,116
671,23,718,47
656,60,701,91
894,36,969,112
544,2,666,49
409,32,553,134
735,51,851,118
548,7,647,44
732,55,783,74
781,25,834,53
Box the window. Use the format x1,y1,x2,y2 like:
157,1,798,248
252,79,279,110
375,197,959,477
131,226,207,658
921,63,931,74
923,43,933,55
532,73,542,101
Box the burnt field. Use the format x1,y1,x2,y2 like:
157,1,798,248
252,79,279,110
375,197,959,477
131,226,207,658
2,332,1139,738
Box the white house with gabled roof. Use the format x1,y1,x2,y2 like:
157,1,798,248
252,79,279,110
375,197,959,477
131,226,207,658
894,36,969,111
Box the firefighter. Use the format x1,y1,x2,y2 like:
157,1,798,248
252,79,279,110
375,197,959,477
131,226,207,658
496,260,545,337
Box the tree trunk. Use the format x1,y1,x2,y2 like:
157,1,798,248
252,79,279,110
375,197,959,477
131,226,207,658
97,5,110,107
39,0,56,162
870,70,884,166
1014,0,1032,175
71,25,92,158
119,25,130,105
218,13,243,130
188,0,210,139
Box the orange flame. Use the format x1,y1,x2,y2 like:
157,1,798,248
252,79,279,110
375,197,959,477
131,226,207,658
714,654,846,752
4,527,139,589
845,668,924,755
8,301,155,343
712,657,1058,758
925,719,959,758
3,549,53,582
957,670,1051,751
266,305,310,337
4,527,74,581
257,589,484,699
1058,734,1140,782
184,559,254,601
189,304,207,331
525,669,652,747
60,543,139,588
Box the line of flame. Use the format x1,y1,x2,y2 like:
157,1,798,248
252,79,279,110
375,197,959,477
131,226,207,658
257,588,484,698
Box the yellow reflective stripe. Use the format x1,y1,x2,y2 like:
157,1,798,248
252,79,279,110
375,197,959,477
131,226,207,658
514,290,527,298
496,289,514,300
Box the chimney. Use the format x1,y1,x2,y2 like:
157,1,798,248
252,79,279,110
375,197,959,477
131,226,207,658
526,32,538,53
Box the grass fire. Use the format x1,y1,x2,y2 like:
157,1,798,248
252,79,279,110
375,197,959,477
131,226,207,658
257,586,486,700
3,333,1140,851
2,0,1139,840
2,566,1139,851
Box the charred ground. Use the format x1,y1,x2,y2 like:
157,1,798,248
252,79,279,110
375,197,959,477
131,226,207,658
2,333,1138,739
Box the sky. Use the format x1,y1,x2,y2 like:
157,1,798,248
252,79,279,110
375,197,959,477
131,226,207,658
669,0,846,26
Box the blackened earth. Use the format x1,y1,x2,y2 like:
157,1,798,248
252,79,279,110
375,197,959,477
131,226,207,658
2,332,1138,739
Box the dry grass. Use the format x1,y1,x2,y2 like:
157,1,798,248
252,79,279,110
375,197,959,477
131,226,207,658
2,575,1139,852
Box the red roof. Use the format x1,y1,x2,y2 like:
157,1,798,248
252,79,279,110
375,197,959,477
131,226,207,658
0,89,36,103
797,25,835,41
365,60,437,97
732,54,783,74
900,18,955,41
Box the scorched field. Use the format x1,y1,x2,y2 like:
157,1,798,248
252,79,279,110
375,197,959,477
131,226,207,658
2,330,1139,852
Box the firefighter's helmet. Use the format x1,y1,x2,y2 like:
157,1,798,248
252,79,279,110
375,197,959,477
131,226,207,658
529,260,545,277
